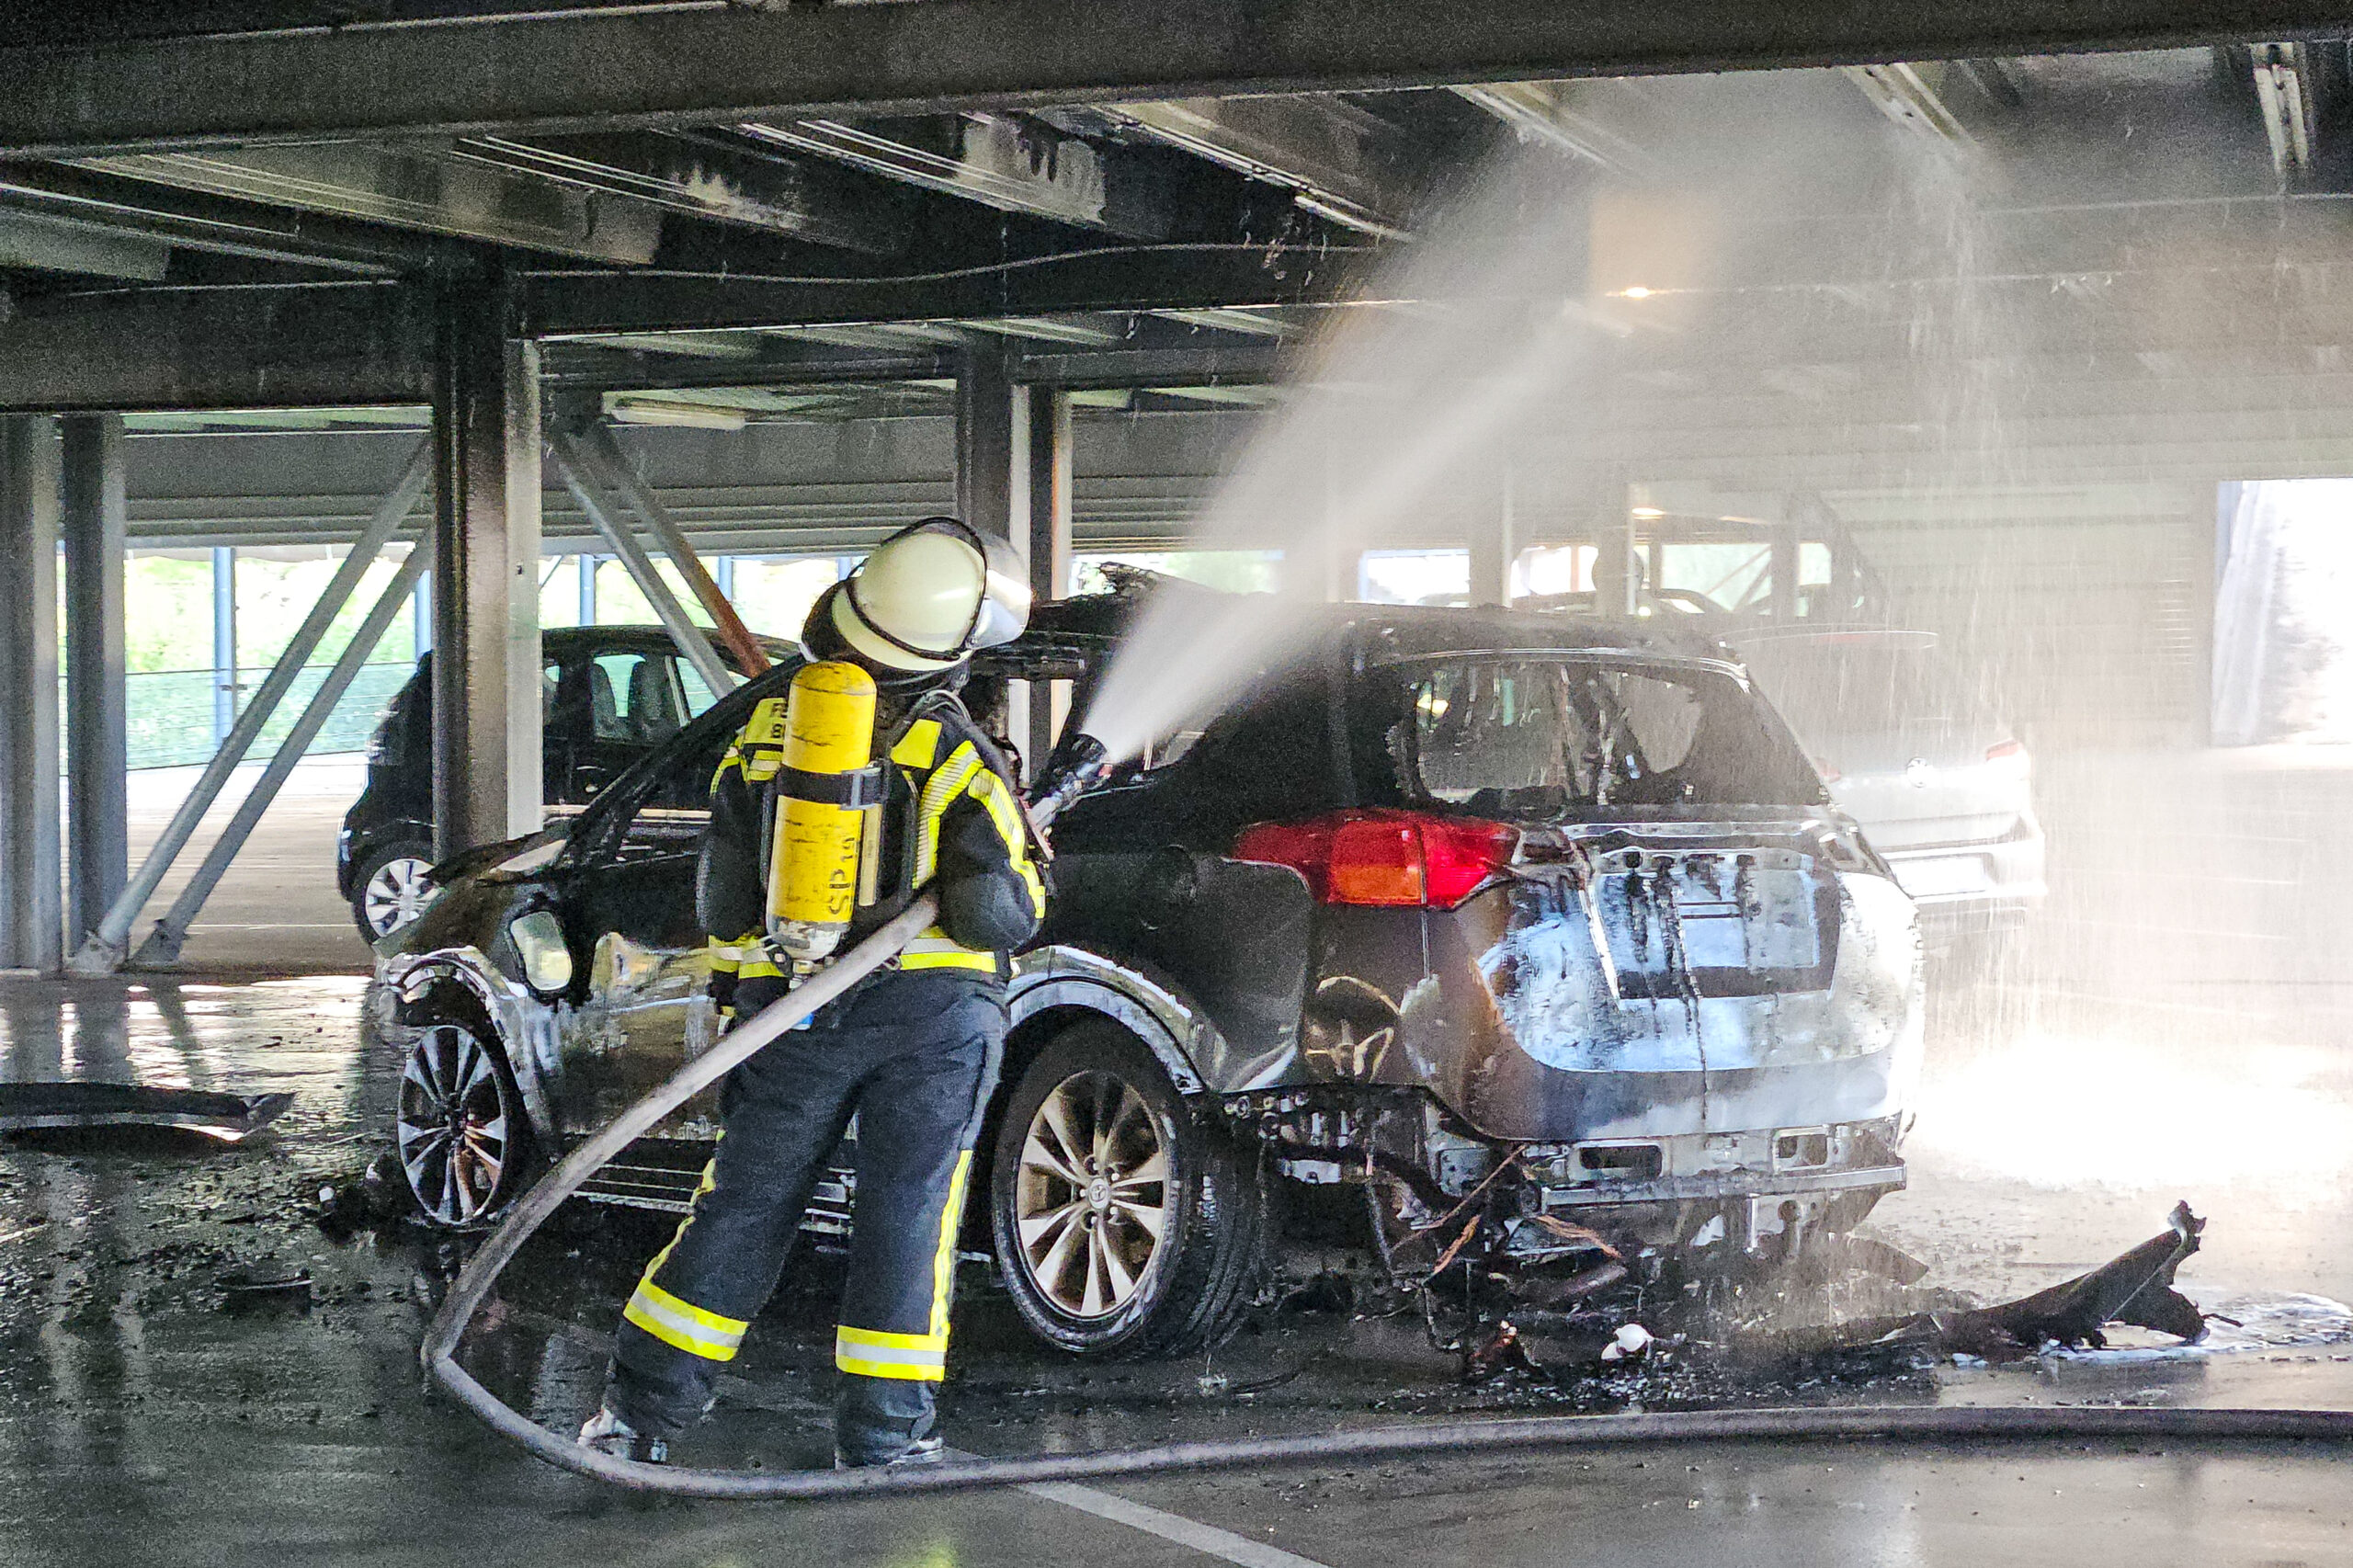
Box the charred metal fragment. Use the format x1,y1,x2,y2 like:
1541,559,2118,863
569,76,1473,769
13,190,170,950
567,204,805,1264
0,1081,292,1141
1937,1200,2208,1352
1796,1202,2212,1362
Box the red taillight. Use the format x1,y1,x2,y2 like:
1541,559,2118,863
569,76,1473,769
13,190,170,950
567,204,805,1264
1984,738,2030,780
1233,810,1518,908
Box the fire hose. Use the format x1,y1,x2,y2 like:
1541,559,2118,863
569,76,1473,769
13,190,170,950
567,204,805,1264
421,739,2353,1497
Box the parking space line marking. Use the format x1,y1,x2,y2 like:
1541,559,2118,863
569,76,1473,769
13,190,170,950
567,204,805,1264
1020,1481,1336,1568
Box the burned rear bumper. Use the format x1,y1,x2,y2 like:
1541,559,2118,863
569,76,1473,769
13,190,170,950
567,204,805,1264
1538,1159,1905,1210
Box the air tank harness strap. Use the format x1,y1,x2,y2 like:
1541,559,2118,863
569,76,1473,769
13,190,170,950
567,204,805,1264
774,762,888,809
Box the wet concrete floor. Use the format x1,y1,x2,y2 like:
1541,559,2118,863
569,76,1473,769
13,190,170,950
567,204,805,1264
3,970,2351,1567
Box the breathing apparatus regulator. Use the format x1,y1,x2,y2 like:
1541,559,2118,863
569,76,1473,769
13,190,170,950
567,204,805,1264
762,517,1054,971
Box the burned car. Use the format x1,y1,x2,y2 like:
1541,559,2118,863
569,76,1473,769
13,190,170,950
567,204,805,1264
373,597,1923,1360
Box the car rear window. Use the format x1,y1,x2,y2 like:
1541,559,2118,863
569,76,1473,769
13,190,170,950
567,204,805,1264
1391,656,1820,815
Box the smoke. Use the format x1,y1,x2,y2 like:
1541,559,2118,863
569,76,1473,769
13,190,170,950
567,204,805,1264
1080,146,1600,763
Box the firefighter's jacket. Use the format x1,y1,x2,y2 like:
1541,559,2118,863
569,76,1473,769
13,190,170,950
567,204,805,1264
699,687,1046,985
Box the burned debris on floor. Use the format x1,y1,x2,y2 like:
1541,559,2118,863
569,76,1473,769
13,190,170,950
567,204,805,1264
1859,1200,2210,1360
1427,1203,2213,1399
0,1082,293,1142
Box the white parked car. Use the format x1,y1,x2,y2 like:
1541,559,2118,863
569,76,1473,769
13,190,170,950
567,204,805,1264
1725,626,2045,960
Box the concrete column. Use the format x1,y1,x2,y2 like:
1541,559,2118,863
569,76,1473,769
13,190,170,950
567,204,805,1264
211,546,237,742
0,417,62,971
61,414,128,949
431,283,543,859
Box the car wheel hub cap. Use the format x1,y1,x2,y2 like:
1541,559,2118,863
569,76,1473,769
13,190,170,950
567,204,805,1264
363,856,436,937
1016,1071,1171,1321
396,1025,509,1224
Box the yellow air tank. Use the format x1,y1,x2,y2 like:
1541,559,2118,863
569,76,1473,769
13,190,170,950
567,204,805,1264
765,660,881,965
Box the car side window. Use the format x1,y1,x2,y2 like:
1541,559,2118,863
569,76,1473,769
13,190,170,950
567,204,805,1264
589,651,688,744
678,658,720,719
590,724,729,863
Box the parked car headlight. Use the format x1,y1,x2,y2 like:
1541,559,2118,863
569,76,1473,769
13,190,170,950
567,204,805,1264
508,910,573,994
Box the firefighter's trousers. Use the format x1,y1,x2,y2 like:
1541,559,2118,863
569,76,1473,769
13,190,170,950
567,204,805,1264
605,969,1004,1459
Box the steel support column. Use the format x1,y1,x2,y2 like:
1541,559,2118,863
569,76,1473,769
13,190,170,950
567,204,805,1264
0,417,61,971
955,344,1029,547
61,414,127,948
957,345,1034,761
431,286,542,861
1026,386,1074,768
1589,469,1636,616
1468,460,1517,608
210,546,236,742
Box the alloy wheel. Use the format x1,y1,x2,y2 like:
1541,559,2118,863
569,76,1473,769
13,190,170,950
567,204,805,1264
397,1024,513,1225
362,854,437,938
1013,1070,1172,1319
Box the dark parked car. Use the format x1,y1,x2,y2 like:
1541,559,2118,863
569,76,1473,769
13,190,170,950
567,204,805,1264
336,625,792,941
371,596,1922,1358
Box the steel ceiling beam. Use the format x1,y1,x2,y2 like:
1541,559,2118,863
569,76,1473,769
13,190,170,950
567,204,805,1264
74,142,665,264
6,0,2348,155
0,209,168,280
2250,42,2320,183
1450,83,1648,171
742,115,1175,239
523,242,1372,336
1843,62,1980,147
452,131,910,255
1092,97,1422,236
0,285,435,412
0,161,430,274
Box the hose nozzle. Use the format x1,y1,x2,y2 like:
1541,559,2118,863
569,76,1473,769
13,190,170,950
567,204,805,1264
1028,732,1110,825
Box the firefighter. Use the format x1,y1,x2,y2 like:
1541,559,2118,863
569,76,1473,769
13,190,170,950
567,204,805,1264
580,517,1044,1469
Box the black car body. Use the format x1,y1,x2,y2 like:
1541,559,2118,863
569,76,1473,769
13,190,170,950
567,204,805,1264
336,625,790,939
373,596,1922,1358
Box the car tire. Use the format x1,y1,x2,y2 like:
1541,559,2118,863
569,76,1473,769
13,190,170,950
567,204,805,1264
353,840,438,942
396,1019,535,1228
990,1019,1267,1359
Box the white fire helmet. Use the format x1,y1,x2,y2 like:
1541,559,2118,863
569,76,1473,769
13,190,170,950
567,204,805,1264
829,517,1032,674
